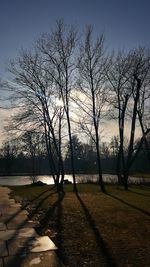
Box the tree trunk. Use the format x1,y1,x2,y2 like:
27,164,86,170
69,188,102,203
66,109,77,192
138,113,150,164
95,127,105,192
92,92,105,191
124,77,141,189
123,170,129,190
117,94,128,186
57,112,65,192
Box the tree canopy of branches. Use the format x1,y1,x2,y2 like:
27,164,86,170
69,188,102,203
77,26,109,191
107,48,150,189
2,20,150,191
37,20,78,191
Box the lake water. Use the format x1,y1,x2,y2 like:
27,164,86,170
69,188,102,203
0,174,149,186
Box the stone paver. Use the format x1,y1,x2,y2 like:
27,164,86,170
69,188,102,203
0,241,8,256
0,186,64,266
7,219,39,229
7,236,57,256
0,223,6,231
29,236,57,252
0,228,38,240
0,207,22,214
1,211,29,223
4,251,65,267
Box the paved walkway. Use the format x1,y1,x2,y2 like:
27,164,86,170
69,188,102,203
0,186,64,267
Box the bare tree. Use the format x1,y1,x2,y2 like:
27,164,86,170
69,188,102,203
101,142,110,159
107,48,150,189
126,49,150,170
106,51,133,186
0,139,18,174
77,26,108,192
37,20,78,191
7,48,65,190
4,21,150,191
21,131,37,183
109,136,119,157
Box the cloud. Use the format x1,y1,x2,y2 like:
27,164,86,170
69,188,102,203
0,108,13,145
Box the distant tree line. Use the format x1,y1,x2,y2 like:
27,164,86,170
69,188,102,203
0,20,150,191
0,133,149,177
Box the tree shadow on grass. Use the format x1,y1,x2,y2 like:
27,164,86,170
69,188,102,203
75,192,117,267
38,190,66,265
138,185,150,191
129,188,150,198
106,192,150,217
39,191,65,234
52,191,66,264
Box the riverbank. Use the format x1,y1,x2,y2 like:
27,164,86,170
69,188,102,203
0,173,150,186
10,184,150,267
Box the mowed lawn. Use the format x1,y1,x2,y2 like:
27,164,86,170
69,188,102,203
10,184,150,267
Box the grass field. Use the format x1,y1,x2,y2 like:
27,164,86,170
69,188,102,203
10,184,150,267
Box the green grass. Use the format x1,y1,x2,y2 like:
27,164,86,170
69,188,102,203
10,184,150,267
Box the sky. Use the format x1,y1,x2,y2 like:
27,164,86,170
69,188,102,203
0,0,150,77
0,0,149,143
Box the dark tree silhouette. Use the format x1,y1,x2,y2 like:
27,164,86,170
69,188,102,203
77,26,109,191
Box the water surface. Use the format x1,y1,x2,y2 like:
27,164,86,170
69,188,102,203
0,174,149,186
